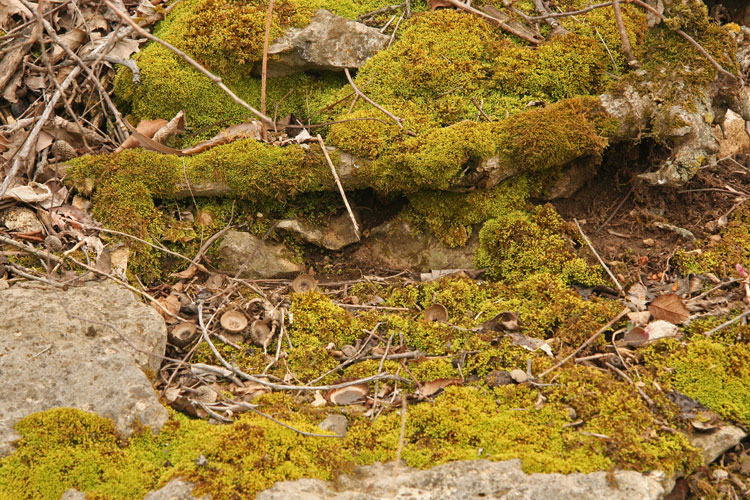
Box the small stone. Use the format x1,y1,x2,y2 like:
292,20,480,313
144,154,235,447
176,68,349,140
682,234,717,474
319,414,348,436
509,369,529,383
711,469,728,481
1,207,44,233
709,235,722,242
642,238,655,247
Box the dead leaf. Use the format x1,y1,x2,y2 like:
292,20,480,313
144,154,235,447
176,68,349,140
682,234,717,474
507,332,553,357
421,378,462,398
116,118,168,152
644,320,680,341
152,110,186,144
3,182,51,203
155,294,181,321
623,326,649,347
648,293,689,324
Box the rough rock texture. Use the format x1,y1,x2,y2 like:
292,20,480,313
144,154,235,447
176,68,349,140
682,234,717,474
354,218,477,272
0,281,169,457
260,10,389,77
0,206,44,233
277,212,360,250
143,479,210,500
256,460,672,500
713,109,750,158
689,425,747,465
216,230,304,278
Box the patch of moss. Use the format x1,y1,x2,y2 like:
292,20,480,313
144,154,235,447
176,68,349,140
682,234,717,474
644,337,750,425
475,204,604,286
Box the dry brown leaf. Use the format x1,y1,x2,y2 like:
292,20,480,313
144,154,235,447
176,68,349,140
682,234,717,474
116,118,168,152
421,378,462,398
623,326,649,347
152,110,186,144
648,293,689,324
0,0,32,26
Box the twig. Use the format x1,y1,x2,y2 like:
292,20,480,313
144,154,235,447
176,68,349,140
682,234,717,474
470,97,492,122
703,310,750,338
596,185,634,233
444,0,542,45
371,333,394,419
574,218,624,294
316,134,360,240
260,0,275,137
537,306,629,378
103,0,275,126
196,301,408,391
531,0,568,36
629,0,737,82
396,393,408,462
612,0,638,67
605,361,654,406
513,1,613,21
344,68,408,133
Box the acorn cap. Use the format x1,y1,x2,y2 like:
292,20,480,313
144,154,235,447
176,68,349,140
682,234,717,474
423,304,448,322
169,322,198,348
291,273,318,293
220,310,248,332
324,384,369,405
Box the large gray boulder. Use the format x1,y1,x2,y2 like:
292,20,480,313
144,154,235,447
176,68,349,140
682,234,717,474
256,459,673,500
259,9,390,77
0,281,169,457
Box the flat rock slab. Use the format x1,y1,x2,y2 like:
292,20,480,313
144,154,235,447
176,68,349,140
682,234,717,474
216,230,304,278
256,460,672,500
0,281,168,457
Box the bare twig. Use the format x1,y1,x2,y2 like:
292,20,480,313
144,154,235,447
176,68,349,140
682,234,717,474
260,0,275,137
396,393,408,461
103,0,275,126
703,310,750,338
316,134,360,240
537,306,629,378
612,0,638,67
344,68,409,133
444,0,542,45
574,218,624,294
196,301,408,391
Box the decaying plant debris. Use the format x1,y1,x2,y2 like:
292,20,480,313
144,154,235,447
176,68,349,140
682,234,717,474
2,0,750,499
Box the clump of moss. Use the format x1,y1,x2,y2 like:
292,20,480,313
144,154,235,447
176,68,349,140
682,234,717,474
476,204,603,286
644,337,750,426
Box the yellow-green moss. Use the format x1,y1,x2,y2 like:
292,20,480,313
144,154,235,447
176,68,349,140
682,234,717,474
644,337,750,425
476,204,604,286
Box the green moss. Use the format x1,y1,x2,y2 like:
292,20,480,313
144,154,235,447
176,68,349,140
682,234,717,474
476,204,604,286
645,338,750,425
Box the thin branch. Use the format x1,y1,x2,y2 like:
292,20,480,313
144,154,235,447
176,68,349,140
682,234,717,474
537,306,629,378
612,0,638,67
574,218,624,294
260,0,275,137
103,0,275,126
443,0,542,45
344,68,409,133
316,134,360,240
703,310,750,338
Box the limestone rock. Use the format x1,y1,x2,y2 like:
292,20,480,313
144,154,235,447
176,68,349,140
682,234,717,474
354,217,477,272
689,425,747,465
260,10,389,77
143,478,210,500
318,414,348,436
0,281,169,457
256,459,672,500
216,230,304,278
713,109,750,158
277,212,360,251
0,206,44,233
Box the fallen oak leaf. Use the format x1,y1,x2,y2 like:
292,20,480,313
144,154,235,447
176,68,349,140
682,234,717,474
648,293,689,324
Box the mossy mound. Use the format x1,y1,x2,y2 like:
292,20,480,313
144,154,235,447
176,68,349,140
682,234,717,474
475,204,603,286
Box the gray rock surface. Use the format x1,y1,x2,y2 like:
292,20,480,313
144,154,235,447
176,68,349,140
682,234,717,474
260,10,389,77
256,460,672,500
318,414,348,436
689,425,747,465
277,212,360,251
0,206,44,233
216,230,304,278
143,478,210,500
354,217,477,272
0,281,169,457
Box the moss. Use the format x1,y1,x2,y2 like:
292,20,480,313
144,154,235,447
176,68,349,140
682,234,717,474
644,338,750,425
475,204,604,286
406,176,537,247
